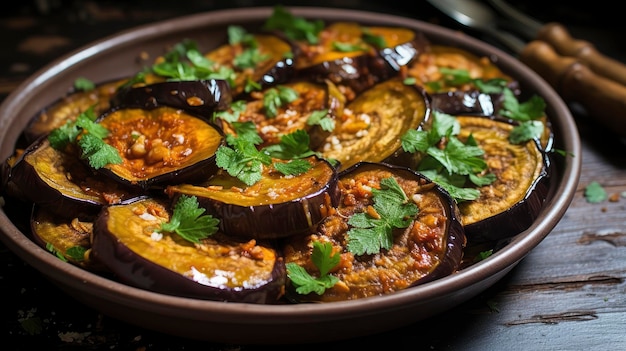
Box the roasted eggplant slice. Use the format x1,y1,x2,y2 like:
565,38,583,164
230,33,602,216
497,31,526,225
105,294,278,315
453,116,551,242
30,205,105,271
165,156,340,240
8,137,142,220
291,22,410,96
23,79,127,145
205,33,295,97
364,25,429,72
91,197,286,303
109,79,232,119
407,45,516,94
96,106,224,190
283,162,465,302
317,78,430,170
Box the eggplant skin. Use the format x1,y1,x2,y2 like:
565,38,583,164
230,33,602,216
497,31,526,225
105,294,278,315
109,79,232,120
8,136,142,220
91,197,286,303
283,162,466,302
165,156,341,240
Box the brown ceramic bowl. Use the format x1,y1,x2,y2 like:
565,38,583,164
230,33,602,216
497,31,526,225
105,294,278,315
0,6,581,344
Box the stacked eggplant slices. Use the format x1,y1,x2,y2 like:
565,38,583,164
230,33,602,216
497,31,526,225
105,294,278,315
1,6,554,304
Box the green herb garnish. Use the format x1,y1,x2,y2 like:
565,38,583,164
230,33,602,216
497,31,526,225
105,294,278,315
286,241,340,295
584,181,608,203
401,111,494,202
47,106,123,169
158,195,219,243
346,177,419,255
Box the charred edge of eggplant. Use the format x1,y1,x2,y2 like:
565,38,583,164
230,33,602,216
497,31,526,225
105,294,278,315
463,138,552,244
109,79,232,119
91,199,287,304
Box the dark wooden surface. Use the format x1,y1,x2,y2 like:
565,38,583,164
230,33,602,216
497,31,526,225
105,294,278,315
1,1,625,350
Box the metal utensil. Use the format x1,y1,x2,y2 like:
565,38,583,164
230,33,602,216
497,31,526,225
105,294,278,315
426,0,626,137
424,0,527,53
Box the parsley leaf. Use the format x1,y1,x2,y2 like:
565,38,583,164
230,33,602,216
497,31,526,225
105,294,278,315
158,195,219,243
263,85,299,118
273,159,311,176
47,106,122,169
347,177,419,255
262,129,316,160
401,111,494,202
216,135,272,186
584,181,608,203
74,77,95,91
286,241,340,295
306,109,335,131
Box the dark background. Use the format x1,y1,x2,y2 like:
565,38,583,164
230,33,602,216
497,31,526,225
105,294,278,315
1,1,624,350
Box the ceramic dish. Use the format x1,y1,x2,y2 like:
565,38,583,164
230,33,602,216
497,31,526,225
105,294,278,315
0,6,581,344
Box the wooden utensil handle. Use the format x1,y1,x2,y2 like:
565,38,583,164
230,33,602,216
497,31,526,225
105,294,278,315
536,22,626,87
520,40,626,137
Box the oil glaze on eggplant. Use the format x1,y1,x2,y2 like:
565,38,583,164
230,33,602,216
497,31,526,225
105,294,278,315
165,156,340,240
91,197,286,303
283,162,466,302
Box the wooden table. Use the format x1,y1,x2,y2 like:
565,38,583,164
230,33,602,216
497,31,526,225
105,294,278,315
2,1,625,350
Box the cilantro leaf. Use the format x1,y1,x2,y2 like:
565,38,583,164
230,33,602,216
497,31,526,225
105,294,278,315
347,177,418,255
158,195,219,243
286,241,340,295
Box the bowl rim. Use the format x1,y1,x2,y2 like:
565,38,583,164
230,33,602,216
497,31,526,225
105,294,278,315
0,4,582,339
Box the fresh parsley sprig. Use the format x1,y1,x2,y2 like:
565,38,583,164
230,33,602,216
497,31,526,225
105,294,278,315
347,177,419,255
286,241,340,295
47,106,123,169
158,195,219,243
401,110,495,202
